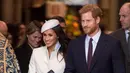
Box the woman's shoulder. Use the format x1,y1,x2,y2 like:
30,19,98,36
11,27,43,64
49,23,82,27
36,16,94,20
32,46,47,56
33,46,47,52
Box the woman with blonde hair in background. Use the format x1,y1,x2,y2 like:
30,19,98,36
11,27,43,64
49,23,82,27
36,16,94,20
15,20,42,73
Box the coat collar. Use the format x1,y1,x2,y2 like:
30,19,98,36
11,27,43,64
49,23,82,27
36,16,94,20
89,32,108,72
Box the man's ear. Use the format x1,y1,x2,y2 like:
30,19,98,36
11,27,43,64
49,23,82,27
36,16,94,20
96,16,100,24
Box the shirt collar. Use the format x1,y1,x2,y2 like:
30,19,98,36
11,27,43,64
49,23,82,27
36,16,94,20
28,43,34,49
87,29,101,43
125,29,130,34
125,29,130,42
53,41,61,51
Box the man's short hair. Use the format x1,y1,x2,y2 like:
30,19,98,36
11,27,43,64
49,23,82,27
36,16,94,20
79,4,103,18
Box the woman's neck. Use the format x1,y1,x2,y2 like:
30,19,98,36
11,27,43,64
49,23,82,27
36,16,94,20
48,45,55,58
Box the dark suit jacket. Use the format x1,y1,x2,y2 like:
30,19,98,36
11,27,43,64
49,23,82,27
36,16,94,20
64,32,125,73
111,28,129,73
15,42,33,73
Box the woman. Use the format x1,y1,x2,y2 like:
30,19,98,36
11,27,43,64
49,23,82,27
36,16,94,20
15,20,42,73
28,19,68,73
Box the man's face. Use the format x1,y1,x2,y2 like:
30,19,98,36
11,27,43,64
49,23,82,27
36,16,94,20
81,11,99,36
119,5,130,30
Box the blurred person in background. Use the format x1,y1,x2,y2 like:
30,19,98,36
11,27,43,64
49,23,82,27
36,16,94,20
15,20,42,73
0,21,21,73
111,2,130,73
16,23,26,48
7,23,19,48
28,19,68,73
51,16,71,42
51,16,66,32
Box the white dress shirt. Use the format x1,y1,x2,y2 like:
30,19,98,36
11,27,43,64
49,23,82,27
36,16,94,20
125,30,130,42
28,41,65,73
85,29,101,62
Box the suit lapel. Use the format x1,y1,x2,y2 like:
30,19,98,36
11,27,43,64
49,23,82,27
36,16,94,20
79,35,88,73
89,33,107,72
43,47,49,64
118,29,128,57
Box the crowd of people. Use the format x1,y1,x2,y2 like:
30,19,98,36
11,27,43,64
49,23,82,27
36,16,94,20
0,2,130,73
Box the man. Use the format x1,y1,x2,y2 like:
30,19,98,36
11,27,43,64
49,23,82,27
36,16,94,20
64,4,125,73
111,2,130,73
0,21,21,73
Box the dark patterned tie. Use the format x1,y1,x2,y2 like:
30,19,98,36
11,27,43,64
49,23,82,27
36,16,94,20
87,38,93,71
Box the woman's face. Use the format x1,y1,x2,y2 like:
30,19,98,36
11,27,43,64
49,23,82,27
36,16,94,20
27,31,42,48
43,29,58,48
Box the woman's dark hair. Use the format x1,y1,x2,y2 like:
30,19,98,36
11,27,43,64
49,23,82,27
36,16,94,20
52,25,68,61
51,16,65,23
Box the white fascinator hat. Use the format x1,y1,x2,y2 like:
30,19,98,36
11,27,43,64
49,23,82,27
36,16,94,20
41,19,60,33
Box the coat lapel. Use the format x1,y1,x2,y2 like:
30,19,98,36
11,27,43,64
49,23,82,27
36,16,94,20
89,33,107,72
79,35,88,73
36,47,49,66
118,29,128,57
43,47,49,64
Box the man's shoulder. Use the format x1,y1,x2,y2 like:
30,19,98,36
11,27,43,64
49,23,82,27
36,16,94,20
109,28,125,39
0,39,6,49
0,33,7,49
100,32,120,44
111,28,124,35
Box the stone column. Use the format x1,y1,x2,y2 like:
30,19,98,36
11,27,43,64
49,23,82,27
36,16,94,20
13,0,22,23
22,0,32,24
100,0,118,32
1,0,14,23
109,0,118,31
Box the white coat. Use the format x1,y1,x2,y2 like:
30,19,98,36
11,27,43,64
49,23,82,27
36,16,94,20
28,42,65,73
